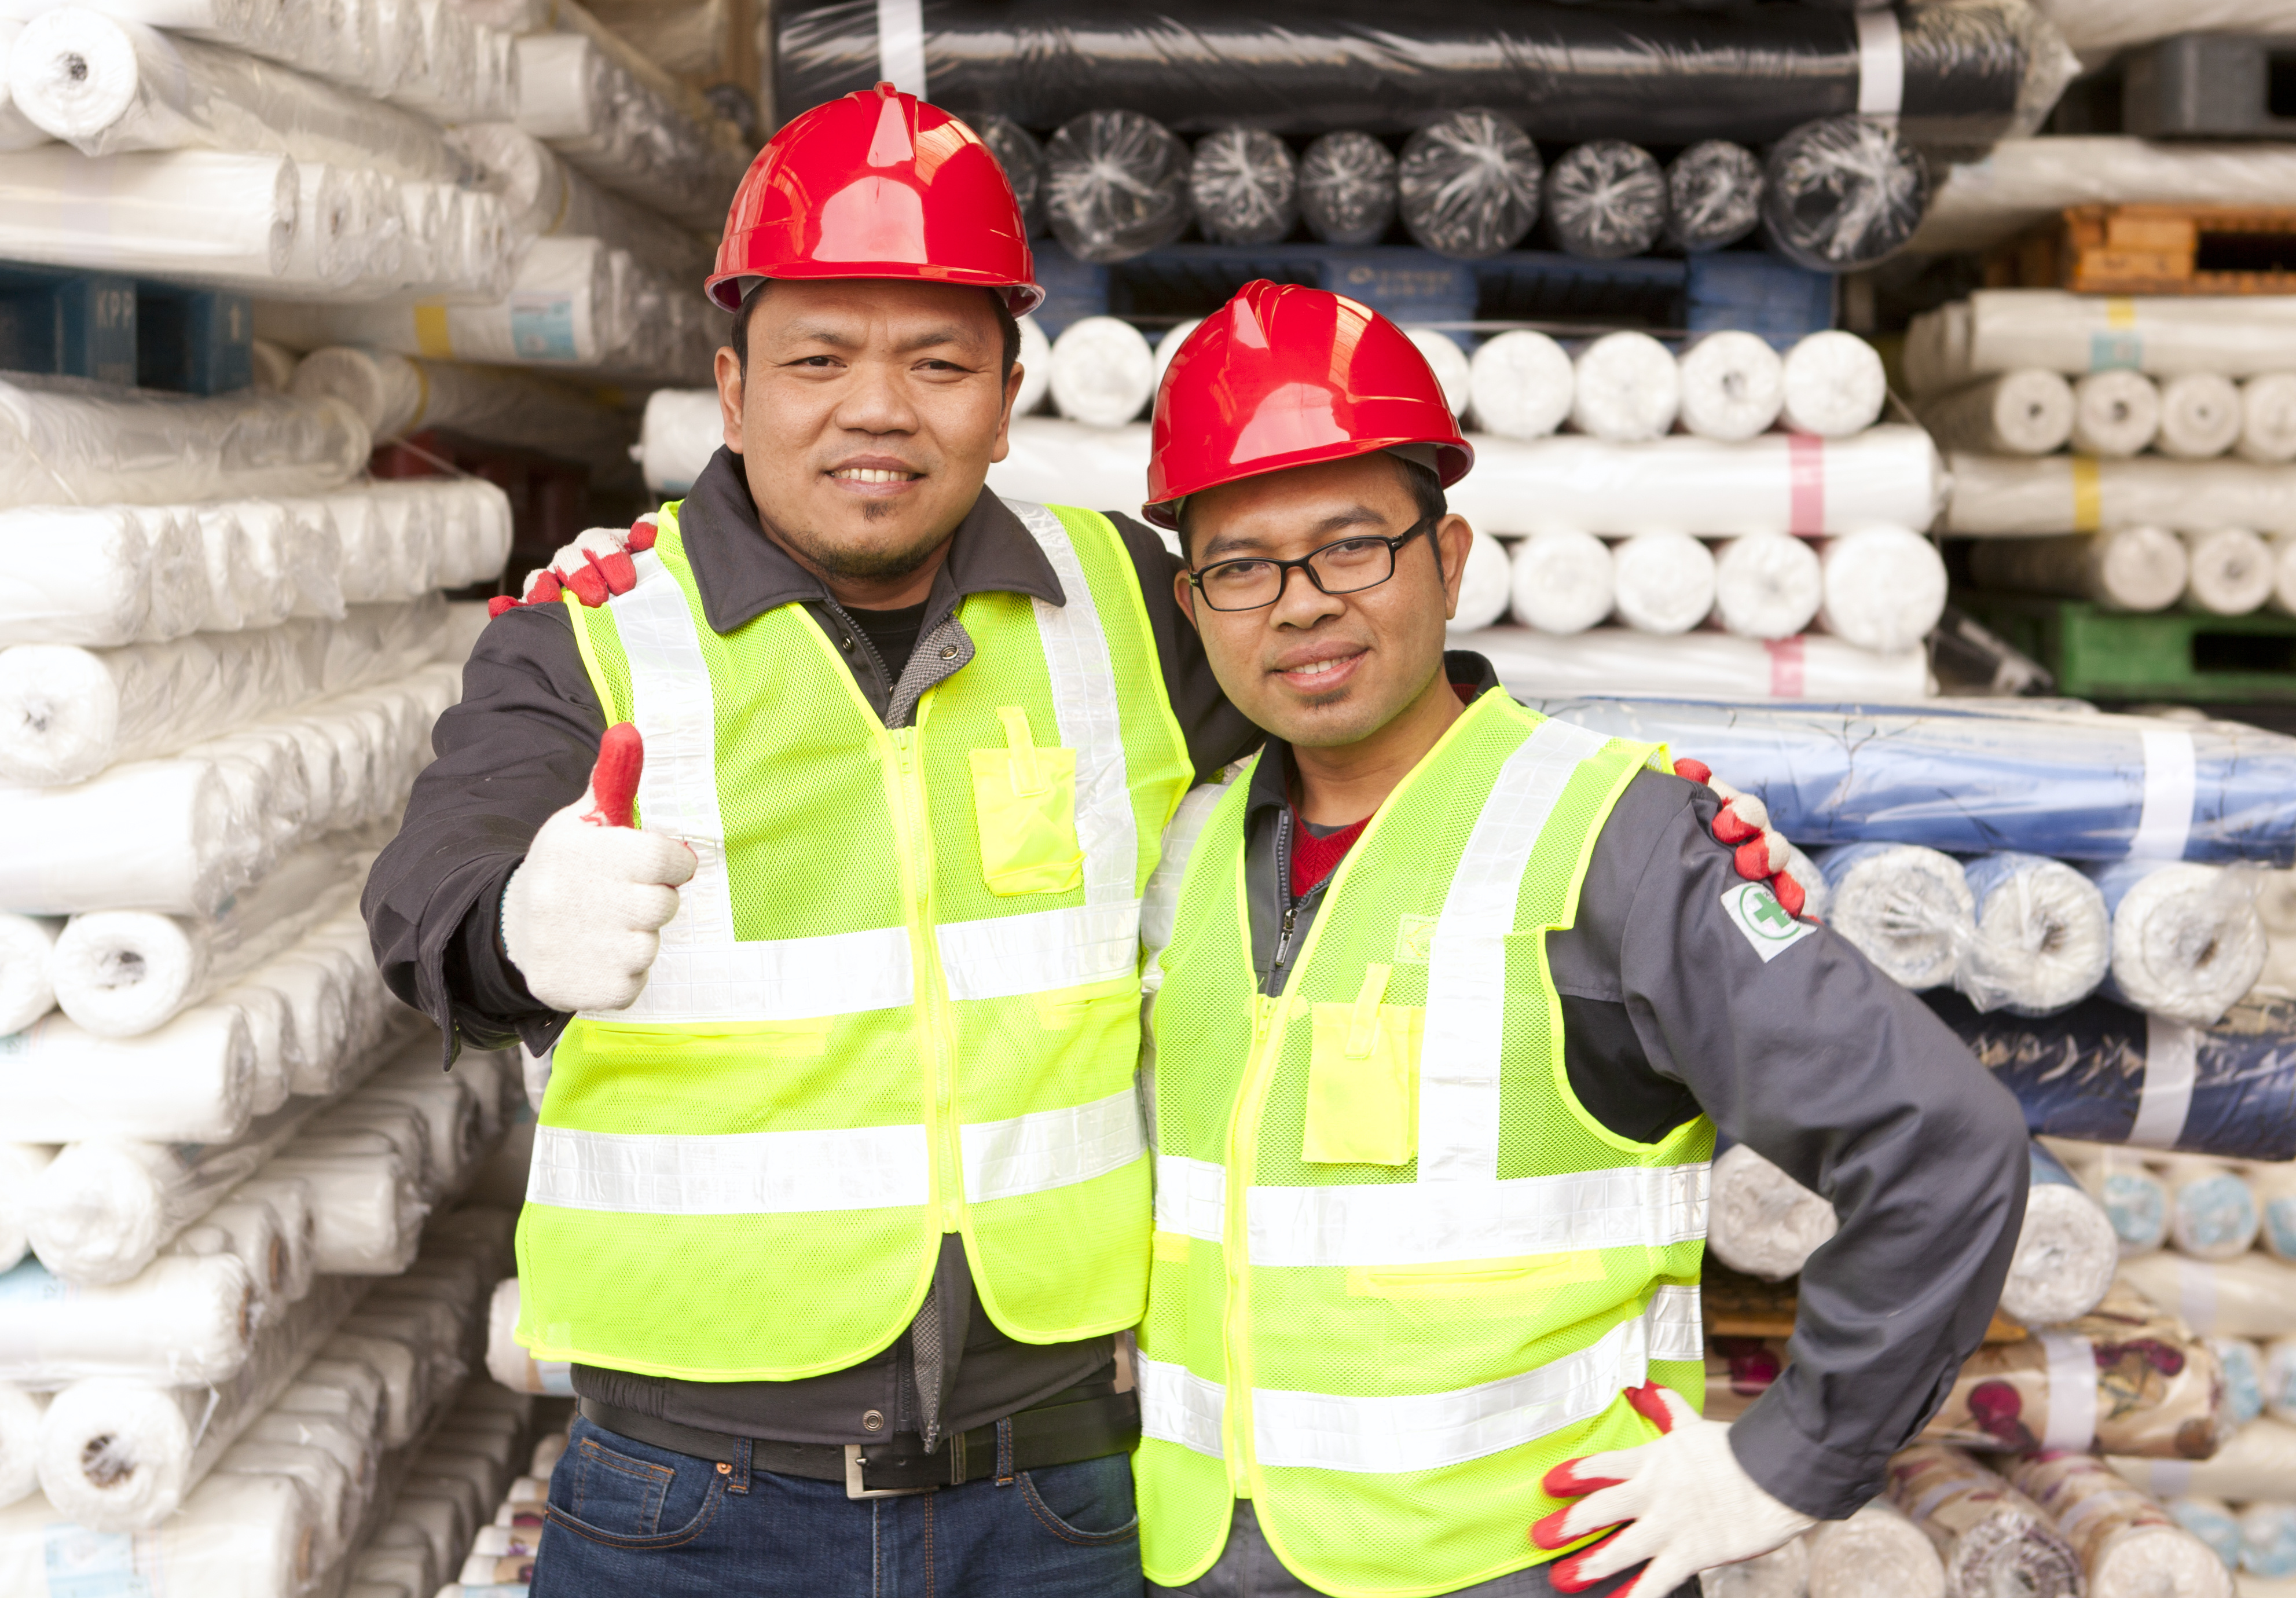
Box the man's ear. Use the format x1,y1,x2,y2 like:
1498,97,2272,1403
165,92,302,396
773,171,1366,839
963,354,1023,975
714,343,744,455
1436,515,1473,621
991,360,1025,465
1174,567,1200,631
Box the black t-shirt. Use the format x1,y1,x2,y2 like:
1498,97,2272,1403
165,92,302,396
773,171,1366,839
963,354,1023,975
846,599,930,684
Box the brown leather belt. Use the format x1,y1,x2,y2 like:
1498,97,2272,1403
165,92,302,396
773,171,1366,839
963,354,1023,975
578,1388,1140,1500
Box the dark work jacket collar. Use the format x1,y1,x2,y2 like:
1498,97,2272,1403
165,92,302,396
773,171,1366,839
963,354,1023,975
672,446,1067,636
1242,648,1505,828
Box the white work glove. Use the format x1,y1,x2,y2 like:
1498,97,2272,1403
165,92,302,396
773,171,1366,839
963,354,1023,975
1532,1384,1815,1598
500,721,696,1013
487,515,655,617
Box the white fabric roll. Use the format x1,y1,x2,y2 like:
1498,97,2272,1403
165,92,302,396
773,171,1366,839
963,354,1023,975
2165,1160,2260,1262
258,1140,421,1276
2086,860,2268,1027
450,122,706,279
635,387,720,497
1509,530,1615,636
1453,530,1512,632
2209,1339,2266,1426
2030,1,2296,53
0,377,368,512
1406,328,1470,417
0,757,240,915
1468,329,1574,441
1948,451,2296,536
2158,373,2244,461
1008,314,1056,420
1703,1538,1809,1598
485,1277,572,1397
0,19,46,152
173,1191,293,1318
2181,528,2275,617
2085,1153,2170,1256
1711,533,1823,641
1920,371,2076,456
0,1145,54,1275
2239,375,2296,466
0,914,57,1035
1782,844,1833,922
2004,1178,2120,1326
1571,332,1679,442
1780,332,1887,439
1707,1141,1836,1282
232,1175,313,1306
0,1384,41,1512
2070,371,2162,460
2112,1418,2296,1509
0,505,154,647
509,32,742,233
289,347,629,466
1958,852,2111,1017
1942,289,2296,382
1819,527,1949,655
1806,1500,1947,1598
2269,536,2296,620
0,1252,255,1385
1904,302,1975,401
212,1439,351,1567
0,1456,316,1594
1049,316,1155,428
1609,532,1715,635
128,505,210,643
0,144,298,289
1676,332,1785,444
254,235,612,370
1969,529,2189,614
0,1005,254,1143
1478,624,1929,701
1817,843,1976,990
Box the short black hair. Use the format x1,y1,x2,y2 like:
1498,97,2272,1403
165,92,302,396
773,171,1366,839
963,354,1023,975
731,281,1021,383
1176,452,1448,565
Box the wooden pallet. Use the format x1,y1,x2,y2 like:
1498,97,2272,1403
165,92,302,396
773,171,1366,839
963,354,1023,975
1988,204,2296,296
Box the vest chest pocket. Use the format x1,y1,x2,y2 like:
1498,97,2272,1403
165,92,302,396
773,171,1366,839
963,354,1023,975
970,706,1084,896
1303,963,1422,1167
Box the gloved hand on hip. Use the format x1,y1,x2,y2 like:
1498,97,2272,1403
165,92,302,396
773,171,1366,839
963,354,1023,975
1532,1384,1815,1598
501,722,695,1013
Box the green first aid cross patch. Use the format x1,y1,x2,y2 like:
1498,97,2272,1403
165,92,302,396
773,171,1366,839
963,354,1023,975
1721,881,1815,963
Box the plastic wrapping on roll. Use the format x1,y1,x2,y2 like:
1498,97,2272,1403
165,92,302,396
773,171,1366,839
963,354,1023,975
0,1005,254,1145
2011,1450,2234,1598
2180,528,2273,619
1050,316,1154,428
291,348,633,466
1806,1501,1948,1598
637,388,722,497
2212,1338,2266,1427
1571,332,1678,444
1921,372,2077,457
2161,1159,2259,1262
1958,852,2111,1016
0,1252,256,1386
451,122,707,279
2158,375,2244,463
1917,141,2296,256
1454,531,1512,632
1044,110,1189,264
1189,127,1297,247
258,1136,422,1277
0,19,45,154
1508,532,1615,637
1762,116,1930,273
1398,109,1540,261
1712,533,1824,641
1887,1445,2085,1598
1678,332,1785,444
0,1462,317,1595
1523,697,2296,866
1935,991,2296,1160
1609,532,1715,635
0,507,159,647
0,145,299,289
0,917,56,1038
1479,624,1928,700
775,0,2070,148
2119,1252,2296,1342
961,114,1045,238
1817,527,1948,655
2068,1148,2170,1254
2169,1497,2242,1569
1707,1141,1836,1281
485,1278,571,1397
1934,293,2296,385
2238,376,2296,467
1543,141,1666,261
2088,861,2266,1027
1299,130,1394,247
1782,332,1888,439
1817,842,1975,990
1703,1540,1808,1598
511,33,742,233
0,377,368,511
2065,372,2165,459
1468,331,1574,442
2003,1143,2119,1323
1667,141,1763,254
2113,1417,2296,1506
1971,529,2189,614
0,1145,53,1277
1407,329,1470,419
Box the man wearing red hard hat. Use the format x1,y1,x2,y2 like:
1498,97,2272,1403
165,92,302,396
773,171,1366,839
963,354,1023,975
366,85,1256,1594
1125,280,2030,1598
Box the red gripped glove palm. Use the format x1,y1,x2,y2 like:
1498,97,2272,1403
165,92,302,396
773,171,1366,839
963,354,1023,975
487,515,658,617
1669,757,1810,921
1531,1384,1814,1598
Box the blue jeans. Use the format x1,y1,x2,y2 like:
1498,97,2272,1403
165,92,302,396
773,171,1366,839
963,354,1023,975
529,1415,1143,1597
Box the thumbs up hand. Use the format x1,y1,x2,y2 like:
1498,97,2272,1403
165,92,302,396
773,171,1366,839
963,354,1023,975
501,723,697,1014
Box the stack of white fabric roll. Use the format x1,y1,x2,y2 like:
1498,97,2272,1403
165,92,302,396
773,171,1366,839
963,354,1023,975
1913,292,2296,619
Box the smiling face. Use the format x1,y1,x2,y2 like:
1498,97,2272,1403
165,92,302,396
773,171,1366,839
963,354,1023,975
713,277,1025,599
1176,452,1472,752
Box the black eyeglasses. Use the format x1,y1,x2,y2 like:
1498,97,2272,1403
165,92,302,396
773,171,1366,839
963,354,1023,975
1186,518,1439,612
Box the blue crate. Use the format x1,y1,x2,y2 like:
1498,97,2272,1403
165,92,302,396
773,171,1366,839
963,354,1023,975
0,262,252,393
1028,240,1835,350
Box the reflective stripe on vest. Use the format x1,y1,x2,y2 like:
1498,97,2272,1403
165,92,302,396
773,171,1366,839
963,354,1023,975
1138,1287,1705,1471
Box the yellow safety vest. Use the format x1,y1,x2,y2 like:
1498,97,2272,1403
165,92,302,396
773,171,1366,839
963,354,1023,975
516,498,1191,1381
1137,692,1712,1597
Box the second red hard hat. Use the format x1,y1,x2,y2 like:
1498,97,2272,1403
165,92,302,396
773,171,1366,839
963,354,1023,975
1143,280,1473,530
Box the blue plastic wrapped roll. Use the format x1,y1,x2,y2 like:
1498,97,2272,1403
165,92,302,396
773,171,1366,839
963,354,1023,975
2167,1161,2261,1260
1813,841,1972,990
2209,1339,2266,1428
2243,1504,2296,1578
1531,697,2296,866
1922,989,2296,1161
2086,860,2267,1027
1960,852,2110,1017
2172,1497,2243,1571
2098,1163,2169,1254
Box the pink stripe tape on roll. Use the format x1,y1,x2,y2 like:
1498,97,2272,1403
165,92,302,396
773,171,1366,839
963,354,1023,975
1788,432,1825,534
1766,636,1805,697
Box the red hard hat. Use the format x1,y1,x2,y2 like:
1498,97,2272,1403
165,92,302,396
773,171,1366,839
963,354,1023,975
706,83,1043,316
1144,280,1473,530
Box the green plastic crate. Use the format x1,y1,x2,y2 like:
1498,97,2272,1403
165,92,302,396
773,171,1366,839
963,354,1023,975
1956,592,2296,703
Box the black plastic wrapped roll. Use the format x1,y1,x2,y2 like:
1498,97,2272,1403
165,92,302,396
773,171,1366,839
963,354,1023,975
1299,130,1396,247
773,0,2058,149
1666,140,1763,252
1043,110,1192,263
1189,127,1298,247
1542,140,1667,260
1759,114,1930,272
967,114,1047,238
1923,989,2296,1163
1397,110,1541,261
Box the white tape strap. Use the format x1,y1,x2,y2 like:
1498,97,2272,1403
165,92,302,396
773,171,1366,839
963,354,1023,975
1137,1353,1228,1459
962,1087,1145,1205
1855,9,1905,118
528,1121,930,1214
2130,1014,2198,1150
2176,1254,2218,1334
2038,1333,2096,1451
2131,728,2196,863
607,925,914,1024
936,900,1142,1002
1154,1153,1228,1243
875,0,927,96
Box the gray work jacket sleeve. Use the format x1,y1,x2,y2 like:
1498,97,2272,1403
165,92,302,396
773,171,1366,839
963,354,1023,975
1568,772,2030,1519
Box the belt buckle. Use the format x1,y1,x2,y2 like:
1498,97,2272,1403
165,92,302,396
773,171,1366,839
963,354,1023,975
844,1445,934,1500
